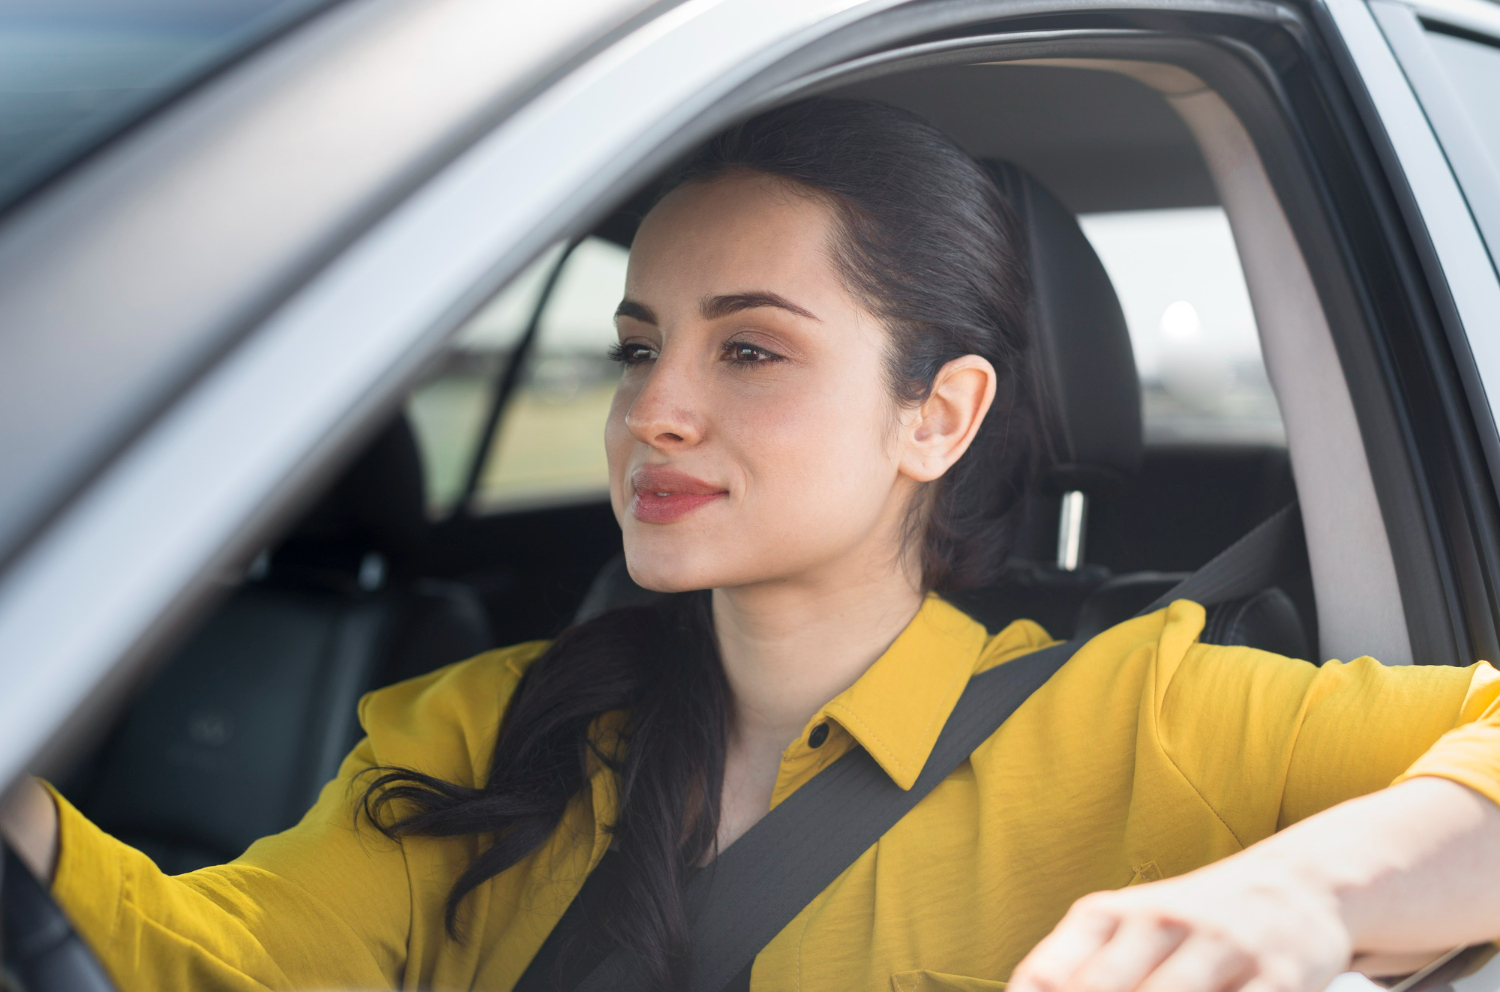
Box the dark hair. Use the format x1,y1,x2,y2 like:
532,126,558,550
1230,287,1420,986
360,98,1038,988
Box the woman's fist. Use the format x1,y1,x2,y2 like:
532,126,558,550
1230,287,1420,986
1008,856,1352,992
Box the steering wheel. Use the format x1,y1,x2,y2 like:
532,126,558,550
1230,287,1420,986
1,840,115,992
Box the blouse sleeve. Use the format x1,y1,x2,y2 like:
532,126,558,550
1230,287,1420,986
45,640,547,992
1151,600,1500,846
48,735,411,992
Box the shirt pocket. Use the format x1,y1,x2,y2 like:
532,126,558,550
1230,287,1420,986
890,971,1006,991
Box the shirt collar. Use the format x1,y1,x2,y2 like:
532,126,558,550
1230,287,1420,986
813,595,999,790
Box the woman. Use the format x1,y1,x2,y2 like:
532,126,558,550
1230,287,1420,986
6,98,1500,992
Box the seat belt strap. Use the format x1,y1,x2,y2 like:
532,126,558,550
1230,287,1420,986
570,501,1305,992
1139,502,1305,617
571,640,1081,992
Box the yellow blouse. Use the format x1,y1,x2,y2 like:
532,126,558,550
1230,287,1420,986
49,595,1500,992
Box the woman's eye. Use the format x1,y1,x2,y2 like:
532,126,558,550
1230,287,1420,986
608,342,658,365
724,341,780,364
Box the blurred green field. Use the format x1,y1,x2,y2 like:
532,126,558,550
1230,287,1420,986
480,384,617,508
407,372,617,514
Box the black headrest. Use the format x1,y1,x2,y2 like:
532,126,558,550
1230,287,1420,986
986,161,1142,495
274,415,429,583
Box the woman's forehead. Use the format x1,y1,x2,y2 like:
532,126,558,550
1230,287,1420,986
626,174,841,297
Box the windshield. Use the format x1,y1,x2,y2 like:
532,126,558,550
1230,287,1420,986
0,0,340,215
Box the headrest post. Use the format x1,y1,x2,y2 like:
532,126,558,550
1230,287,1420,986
1057,491,1088,571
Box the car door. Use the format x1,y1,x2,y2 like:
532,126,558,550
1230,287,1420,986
0,0,907,791
5,0,1500,987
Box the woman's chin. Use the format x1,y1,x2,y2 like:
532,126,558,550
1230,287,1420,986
624,560,713,594
623,545,740,594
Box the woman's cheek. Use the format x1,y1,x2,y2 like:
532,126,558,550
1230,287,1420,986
735,391,894,527
603,386,639,517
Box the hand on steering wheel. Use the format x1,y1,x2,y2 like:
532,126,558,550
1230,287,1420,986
1,840,115,992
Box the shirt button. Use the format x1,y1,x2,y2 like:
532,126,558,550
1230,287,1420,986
808,723,829,749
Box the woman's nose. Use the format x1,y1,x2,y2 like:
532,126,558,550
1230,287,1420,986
625,356,705,448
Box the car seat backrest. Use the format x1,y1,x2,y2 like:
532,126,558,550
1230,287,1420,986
71,416,493,873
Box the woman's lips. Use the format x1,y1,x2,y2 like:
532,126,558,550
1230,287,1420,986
631,467,727,523
633,491,725,523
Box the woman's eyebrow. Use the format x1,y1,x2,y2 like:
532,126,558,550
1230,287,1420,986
701,292,819,321
614,299,656,323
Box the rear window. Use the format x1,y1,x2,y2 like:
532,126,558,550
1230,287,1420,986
0,0,338,214
1078,206,1284,446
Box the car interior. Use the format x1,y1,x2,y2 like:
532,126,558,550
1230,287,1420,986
54,59,1381,873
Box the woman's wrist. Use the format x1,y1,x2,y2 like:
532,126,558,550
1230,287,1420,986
1255,776,1500,961
1008,776,1500,992
0,776,60,883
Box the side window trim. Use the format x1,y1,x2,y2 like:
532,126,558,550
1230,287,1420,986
454,238,581,517
1325,0,1500,502
1372,1,1500,278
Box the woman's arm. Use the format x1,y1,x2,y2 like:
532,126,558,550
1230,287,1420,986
1010,775,1500,992
0,749,412,991
1,776,60,880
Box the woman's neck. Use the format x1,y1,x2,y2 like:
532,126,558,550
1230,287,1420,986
707,559,924,854
712,565,925,758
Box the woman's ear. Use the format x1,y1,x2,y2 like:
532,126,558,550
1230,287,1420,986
898,355,998,483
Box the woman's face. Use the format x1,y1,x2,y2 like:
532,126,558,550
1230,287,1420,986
606,171,989,594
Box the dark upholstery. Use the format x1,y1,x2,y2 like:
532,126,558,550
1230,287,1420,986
1200,587,1311,660
573,554,666,624
75,417,492,872
1073,573,1312,660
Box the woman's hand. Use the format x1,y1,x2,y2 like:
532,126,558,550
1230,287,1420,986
1010,776,1500,992
1008,855,1351,992
0,776,60,882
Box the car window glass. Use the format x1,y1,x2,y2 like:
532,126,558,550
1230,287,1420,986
1423,28,1500,184
1418,24,1500,268
0,0,339,214
1078,207,1284,445
404,242,569,515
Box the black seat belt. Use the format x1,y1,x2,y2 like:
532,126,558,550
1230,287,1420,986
528,502,1306,992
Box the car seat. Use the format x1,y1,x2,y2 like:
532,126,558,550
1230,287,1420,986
573,163,1312,660
68,416,494,873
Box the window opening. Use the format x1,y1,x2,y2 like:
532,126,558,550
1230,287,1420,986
1078,207,1284,446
